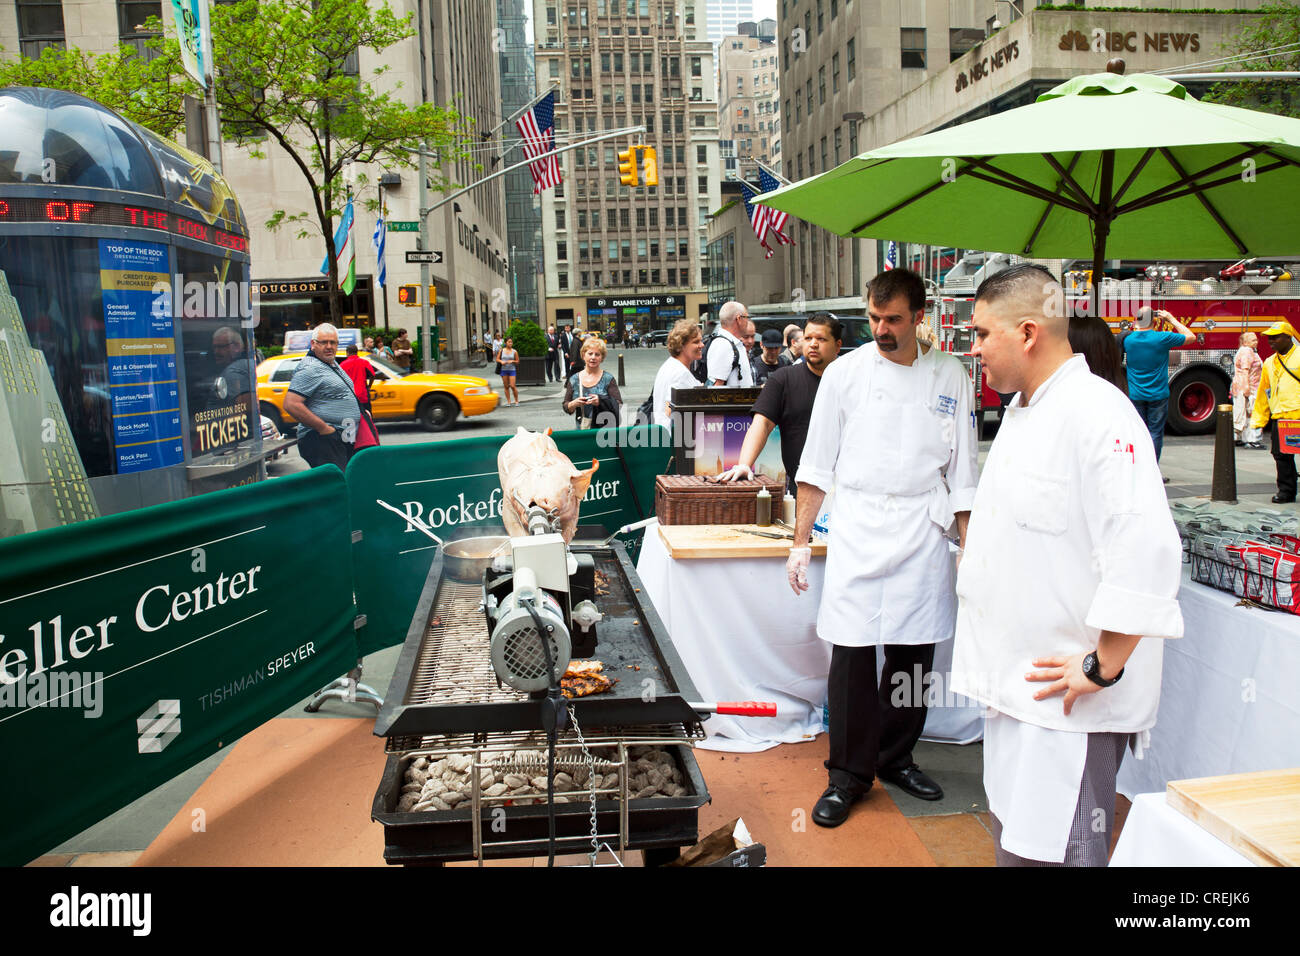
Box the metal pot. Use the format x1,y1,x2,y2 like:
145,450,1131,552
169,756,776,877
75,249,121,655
442,535,510,583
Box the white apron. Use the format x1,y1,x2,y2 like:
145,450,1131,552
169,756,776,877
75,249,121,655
815,351,957,648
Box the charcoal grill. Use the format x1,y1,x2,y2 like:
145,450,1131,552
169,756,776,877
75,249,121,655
372,541,713,866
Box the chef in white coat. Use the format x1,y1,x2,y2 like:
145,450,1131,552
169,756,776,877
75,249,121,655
952,264,1184,866
787,269,978,827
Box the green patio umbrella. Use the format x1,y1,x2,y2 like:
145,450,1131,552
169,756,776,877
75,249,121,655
759,71,1300,311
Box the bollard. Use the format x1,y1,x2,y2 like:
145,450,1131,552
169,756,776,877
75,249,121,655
617,351,626,387
1211,403,1237,503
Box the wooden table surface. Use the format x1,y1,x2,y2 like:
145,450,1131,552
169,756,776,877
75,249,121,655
657,523,828,559
1168,767,1300,867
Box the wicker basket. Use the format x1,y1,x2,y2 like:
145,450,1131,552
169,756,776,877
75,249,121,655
654,474,786,526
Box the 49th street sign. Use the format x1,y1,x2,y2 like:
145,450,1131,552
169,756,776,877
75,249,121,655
387,221,420,232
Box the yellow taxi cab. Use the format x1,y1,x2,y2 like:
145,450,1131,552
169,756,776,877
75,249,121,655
257,351,498,432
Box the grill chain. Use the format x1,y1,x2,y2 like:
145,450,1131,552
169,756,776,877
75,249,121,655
567,703,601,865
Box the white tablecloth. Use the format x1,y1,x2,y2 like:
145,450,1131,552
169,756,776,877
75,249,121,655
1118,566,1300,797
636,528,984,752
1110,792,1255,867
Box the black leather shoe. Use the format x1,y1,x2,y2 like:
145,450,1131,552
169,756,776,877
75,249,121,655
878,764,944,801
812,785,862,828
1272,493,1296,504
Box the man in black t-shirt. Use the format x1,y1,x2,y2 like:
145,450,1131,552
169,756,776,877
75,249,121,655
717,313,844,495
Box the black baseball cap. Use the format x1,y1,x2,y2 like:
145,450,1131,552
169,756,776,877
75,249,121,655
761,328,783,348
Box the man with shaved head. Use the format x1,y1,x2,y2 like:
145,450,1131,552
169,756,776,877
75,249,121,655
952,264,1184,866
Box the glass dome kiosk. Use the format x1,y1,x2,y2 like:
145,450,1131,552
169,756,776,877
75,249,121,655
0,87,259,536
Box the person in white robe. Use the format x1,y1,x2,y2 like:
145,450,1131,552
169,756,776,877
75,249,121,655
787,268,978,827
951,263,1184,866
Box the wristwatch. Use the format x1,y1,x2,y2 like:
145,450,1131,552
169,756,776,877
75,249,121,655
1082,651,1124,687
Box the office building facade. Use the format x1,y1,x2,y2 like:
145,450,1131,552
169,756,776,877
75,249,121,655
717,25,781,172
533,0,721,333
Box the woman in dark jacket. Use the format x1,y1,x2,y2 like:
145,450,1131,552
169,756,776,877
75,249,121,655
562,336,622,429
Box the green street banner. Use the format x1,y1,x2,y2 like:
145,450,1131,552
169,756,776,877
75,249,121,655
0,467,356,865
346,425,670,657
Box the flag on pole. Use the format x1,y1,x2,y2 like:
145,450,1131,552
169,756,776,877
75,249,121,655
516,91,562,194
740,181,775,258
742,171,796,260
372,211,387,289
170,0,211,88
759,168,792,247
884,240,898,271
320,195,356,295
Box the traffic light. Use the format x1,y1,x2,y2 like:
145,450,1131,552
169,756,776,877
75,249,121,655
640,147,658,187
427,285,438,306
398,283,419,307
617,148,637,187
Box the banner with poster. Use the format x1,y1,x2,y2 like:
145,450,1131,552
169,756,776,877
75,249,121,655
345,426,670,657
99,239,185,474
0,466,356,866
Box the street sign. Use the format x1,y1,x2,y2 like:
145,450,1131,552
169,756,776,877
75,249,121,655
388,221,420,232
405,250,443,264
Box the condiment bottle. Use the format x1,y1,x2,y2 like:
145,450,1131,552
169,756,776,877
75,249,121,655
782,492,796,524
756,487,772,526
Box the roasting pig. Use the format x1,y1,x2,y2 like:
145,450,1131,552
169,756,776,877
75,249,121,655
497,427,599,542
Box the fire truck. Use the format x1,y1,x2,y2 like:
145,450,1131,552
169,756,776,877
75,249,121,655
933,255,1300,438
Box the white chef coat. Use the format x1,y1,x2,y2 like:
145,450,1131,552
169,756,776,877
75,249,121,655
798,342,978,647
952,355,1183,862
951,354,1184,731
706,327,753,387
651,356,699,428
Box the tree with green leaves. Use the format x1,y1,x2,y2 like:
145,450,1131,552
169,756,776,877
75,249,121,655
0,42,191,137
1204,1,1300,119
0,0,475,326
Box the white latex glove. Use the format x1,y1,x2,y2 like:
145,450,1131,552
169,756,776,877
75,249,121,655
717,463,755,483
786,546,811,594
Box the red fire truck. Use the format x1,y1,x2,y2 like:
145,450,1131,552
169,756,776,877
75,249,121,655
936,264,1300,437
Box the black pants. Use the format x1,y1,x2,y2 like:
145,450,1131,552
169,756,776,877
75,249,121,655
545,352,560,381
1271,419,1297,498
826,641,936,796
298,429,353,470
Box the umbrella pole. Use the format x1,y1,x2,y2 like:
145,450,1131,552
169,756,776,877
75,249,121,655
1090,151,1116,319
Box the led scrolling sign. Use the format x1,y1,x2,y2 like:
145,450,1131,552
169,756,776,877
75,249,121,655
0,196,249,254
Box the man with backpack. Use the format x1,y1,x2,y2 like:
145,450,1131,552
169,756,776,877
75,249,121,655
701,301,754,387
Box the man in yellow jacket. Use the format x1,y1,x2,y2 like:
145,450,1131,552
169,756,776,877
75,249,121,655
1251,321,1300,503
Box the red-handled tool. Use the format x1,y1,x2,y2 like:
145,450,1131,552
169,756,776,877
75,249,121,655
690,701,778,717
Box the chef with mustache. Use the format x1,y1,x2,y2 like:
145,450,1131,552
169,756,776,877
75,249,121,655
787,268,979,827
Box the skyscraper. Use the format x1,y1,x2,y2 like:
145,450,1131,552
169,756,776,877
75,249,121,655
533,0,722,332
498,0,545,326
706,0,754,47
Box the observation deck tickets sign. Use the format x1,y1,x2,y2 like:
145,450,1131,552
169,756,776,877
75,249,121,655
99,240,184,474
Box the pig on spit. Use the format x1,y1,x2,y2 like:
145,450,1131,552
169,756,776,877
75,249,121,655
497,427,599,543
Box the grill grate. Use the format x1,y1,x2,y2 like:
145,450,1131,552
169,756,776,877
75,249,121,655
404,580,529,707
386,722,703,755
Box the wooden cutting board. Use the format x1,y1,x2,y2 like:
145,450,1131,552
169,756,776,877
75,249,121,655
1167,767,1300,867
657,523,828,559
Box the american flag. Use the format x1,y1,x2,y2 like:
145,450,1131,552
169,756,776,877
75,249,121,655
742,170,795,259
516,91,562,194
884,240,898,271
759,168,792,248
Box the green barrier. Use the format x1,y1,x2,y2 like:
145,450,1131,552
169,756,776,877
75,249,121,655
0,467,357,865
346,424,671,657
